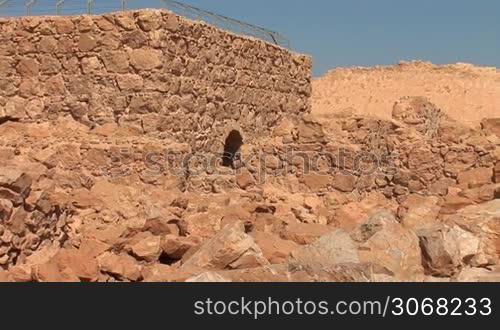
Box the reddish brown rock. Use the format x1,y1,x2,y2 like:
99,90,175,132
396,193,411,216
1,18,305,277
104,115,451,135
446,200,500,265
440,194,474,215
332,173,356,192
417,225,462,277
399,195,441,231
34,262,80,282
161,235,200,260
481,118,500,136
97,252,143,281
280,223,332,245
458,167,493,189
181,221,269,271
251,231,298,264
352,210,424,280
236,168,256,190
127,231,162,262
289,229,359,270
0,168,32,195
34,248,100,282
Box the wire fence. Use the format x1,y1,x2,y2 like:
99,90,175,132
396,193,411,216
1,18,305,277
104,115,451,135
0,0,291,48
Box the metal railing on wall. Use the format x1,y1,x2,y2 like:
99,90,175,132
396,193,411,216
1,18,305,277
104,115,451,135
0,0,291,48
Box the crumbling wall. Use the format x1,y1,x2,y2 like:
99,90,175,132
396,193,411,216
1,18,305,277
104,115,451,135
0,9,311,152
312,61,500,127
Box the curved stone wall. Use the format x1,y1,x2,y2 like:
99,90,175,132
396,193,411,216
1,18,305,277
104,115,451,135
0,9,312,152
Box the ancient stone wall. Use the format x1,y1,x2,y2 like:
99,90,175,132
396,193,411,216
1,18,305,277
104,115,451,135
0,9,312,152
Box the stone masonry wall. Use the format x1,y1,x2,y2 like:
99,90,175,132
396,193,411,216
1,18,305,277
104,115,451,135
0,9,312,152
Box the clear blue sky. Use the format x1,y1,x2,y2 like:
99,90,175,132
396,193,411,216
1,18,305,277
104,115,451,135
2,0,499,76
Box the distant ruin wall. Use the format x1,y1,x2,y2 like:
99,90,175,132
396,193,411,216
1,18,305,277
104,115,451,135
0,9,311,152
312,61,500,127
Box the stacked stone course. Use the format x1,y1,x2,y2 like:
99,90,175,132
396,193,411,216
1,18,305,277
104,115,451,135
0,9,312,152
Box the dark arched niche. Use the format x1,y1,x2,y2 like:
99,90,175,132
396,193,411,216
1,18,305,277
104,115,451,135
222,130,243,168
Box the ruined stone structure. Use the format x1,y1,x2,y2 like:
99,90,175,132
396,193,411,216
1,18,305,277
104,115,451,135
2,9,498,283
0,9,312,152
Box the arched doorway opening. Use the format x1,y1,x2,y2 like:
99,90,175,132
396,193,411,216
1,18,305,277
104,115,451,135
222,130,243,168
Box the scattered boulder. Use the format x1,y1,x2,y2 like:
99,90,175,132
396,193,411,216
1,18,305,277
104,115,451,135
180,222,269,272
97,252,142,281
332,173,356,192
417,225,462,277
289,229,359,270
251,231,299,264
399,195,441,231
34,248,100,282
352,210,424,280
127,231,162,262
161,235,200,260
446,200,500,265
279,223,332,245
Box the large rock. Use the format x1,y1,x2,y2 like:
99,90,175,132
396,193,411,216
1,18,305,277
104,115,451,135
289,229,359,270
330,192,395,231
34,247,100,282
399,195,441,231
97,252,142,281
0,168,32,197
161,235,200,261
180,222,269,271
446,200,500,265
417,225,462,277
279,223,332,245
251,231,298,264
127,231,162,262
440,194,474,215
352,210,424,280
